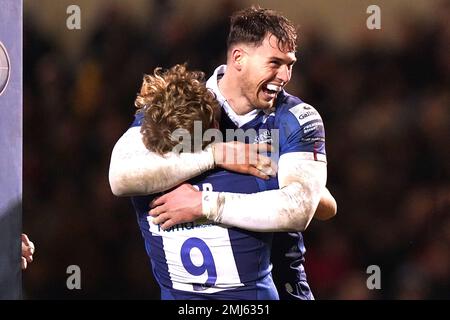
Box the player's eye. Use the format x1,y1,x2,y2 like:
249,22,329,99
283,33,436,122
269,60,281,66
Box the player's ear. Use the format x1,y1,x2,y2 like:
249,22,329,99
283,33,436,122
230,47,246,71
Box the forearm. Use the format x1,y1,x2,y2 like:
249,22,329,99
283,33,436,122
203,183,320,232
109,127,214,196
314,187,337,221
203,155,326,232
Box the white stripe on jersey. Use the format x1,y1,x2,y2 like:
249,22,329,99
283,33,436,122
288,151,327,163
148,216,244,293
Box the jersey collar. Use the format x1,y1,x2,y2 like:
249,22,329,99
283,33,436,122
206,65,261,128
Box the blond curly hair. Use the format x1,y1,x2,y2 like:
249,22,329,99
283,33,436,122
135,64,219,155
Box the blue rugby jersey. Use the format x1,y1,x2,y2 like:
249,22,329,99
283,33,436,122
207,65,327,300
269,90,326,300
130,112,280,300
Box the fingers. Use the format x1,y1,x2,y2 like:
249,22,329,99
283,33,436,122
253,143,273,153
257,162,277,177
22,233,35,257
151,194,167,207
149,203,167,217
150,184,194,209
255,155,277,176
152,212,177,230
216,142,276,167
256,154,271,167
212,142,226,165
183,183,198,191
215,141,278,178
22,246,34,261
22,233,29,244
247,166,269,180
24,252,33,263
269,160,278,176
247,153,278,179
160,219,176,231
28,241,35,255
152,212,169,225
21,234,34,269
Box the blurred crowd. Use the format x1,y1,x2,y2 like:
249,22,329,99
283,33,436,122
23,1,449,299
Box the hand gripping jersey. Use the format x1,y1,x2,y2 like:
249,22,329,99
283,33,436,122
130,112,280,300
207,65,327,300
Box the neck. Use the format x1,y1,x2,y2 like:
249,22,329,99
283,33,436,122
218,69,254,115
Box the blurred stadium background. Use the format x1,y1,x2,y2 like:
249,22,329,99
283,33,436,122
23,0,449,299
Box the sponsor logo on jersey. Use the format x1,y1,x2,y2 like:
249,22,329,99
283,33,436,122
162,220,216,233
298,110,318,120
149,217,216,234
254,129,272,144
301,136,325,143
289,103,323,126
303,122,323,134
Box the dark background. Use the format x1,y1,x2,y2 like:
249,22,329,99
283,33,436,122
23,0,449,299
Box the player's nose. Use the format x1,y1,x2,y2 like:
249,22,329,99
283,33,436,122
276,65,291,83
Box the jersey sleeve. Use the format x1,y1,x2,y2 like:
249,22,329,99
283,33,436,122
278,102,326,163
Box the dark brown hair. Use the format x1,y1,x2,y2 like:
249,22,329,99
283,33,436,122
227,6,297,52
135,64,219,155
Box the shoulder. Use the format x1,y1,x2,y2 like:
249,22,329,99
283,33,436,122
274,93,327,158
275,92,323,129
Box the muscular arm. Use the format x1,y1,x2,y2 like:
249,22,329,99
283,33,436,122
152,152,327,232
204,153,326,232
109,127,215,196
149,103,333,232
109,127,275,196
314,187,337,221
200,103,330,232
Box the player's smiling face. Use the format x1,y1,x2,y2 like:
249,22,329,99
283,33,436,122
240,33,296,110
